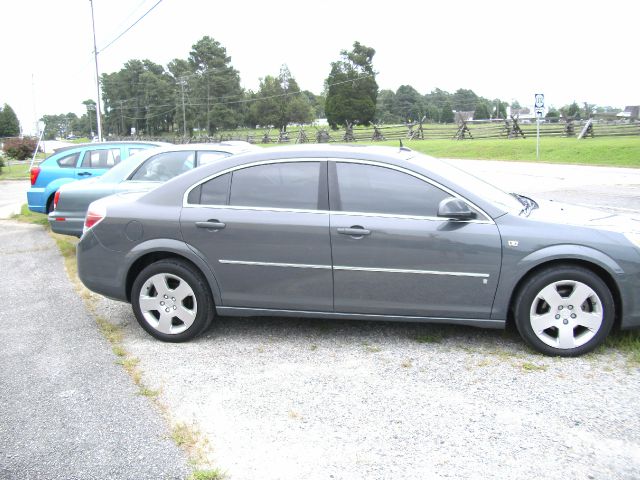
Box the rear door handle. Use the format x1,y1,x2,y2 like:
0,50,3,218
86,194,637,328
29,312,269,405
195,220,226,230
337,226,371,236
77,172,92,177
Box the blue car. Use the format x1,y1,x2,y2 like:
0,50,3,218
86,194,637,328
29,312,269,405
27,141,168,213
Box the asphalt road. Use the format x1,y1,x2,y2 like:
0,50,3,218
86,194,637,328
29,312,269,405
0,220,189,480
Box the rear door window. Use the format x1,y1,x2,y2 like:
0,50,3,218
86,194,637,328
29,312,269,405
80,148,122,168
229,162,321,210
129,151,195,182
197,151,231,166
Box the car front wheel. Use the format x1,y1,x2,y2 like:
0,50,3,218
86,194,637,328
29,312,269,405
514,265,614,356
131,259,214,342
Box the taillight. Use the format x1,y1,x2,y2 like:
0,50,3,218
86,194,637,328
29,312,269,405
53,190,61,210
84,204,106,231
30,166,41,186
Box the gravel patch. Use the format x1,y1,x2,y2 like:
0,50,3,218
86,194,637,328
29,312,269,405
97,298,640,480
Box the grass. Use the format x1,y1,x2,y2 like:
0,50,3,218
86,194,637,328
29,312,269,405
0,160,31,180
188,469,225,480
372,137,640,167
605,330,640,366
11,204,49,226
521,362,548,372
416,333,442,344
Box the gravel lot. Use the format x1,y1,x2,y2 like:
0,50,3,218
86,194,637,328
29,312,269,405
91,159,640,480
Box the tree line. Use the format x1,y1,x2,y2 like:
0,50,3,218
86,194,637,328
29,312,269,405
31,36,624,140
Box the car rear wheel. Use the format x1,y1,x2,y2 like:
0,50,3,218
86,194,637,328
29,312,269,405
514,265,614,356
131,259,214,342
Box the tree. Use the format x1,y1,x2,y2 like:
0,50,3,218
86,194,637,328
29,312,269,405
545,107,560,122
375,89,398,123
561,101,581,120
474,102,491,120
102,59,175,136
186,36,244,134
250,65,313,131
0,103,20,136
510,100,522,110
324,41,378,128
440,101,454,123
393,85,424,123
451,89,479,112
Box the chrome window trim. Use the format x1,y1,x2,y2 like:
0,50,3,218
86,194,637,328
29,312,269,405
219,259,489,278
182,157,494,224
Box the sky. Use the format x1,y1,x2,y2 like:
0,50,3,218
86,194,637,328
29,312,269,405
1,0,638,134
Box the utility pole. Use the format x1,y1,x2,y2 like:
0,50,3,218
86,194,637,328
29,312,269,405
179,76,188,137
89,0,104,141
118,100,125,135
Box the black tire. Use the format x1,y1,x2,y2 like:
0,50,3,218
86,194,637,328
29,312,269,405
46,194,55,214
514,265,614,357
131,259,214,342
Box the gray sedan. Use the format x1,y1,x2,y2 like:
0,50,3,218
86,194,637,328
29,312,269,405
49,141,259,236
77,145,640,356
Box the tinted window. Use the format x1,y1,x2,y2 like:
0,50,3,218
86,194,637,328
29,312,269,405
335,163,451,217
197,151,230,166
230,162,320,210
81,148,121,168
189,173,231,205
57,152,80,168
129,151,195,181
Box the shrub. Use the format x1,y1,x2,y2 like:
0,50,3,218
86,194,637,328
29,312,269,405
2,137,38,161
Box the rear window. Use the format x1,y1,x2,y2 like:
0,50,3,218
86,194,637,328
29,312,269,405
56,152,80,168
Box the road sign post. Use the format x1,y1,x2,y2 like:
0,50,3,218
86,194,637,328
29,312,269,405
534,94,544,161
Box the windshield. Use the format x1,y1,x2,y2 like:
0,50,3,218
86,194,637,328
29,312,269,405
408,154,524,213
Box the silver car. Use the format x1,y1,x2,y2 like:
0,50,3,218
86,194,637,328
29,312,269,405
77,145,640,356
49,142,259,236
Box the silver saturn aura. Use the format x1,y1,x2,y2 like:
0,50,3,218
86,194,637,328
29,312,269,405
77,145,640,356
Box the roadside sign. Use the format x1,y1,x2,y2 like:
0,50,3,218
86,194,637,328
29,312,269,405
534,93,544,162
535,93,544,109
535,108,544,118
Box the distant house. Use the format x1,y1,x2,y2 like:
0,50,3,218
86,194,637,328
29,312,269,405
617,106,639,120
507,107,536,123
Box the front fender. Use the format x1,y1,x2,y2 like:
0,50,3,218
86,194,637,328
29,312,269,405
517,244,624,275
491,244,624,320
123,238,223,306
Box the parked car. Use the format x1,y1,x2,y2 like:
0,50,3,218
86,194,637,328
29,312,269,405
49,142,259,237
27,141,168,214
77,145,640,356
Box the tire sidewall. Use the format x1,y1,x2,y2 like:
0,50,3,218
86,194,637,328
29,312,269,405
514,266,614,357
131,259,213,342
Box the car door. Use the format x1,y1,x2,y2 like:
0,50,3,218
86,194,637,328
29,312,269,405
329,161,502,319
75,146,122,179
180,160,333,311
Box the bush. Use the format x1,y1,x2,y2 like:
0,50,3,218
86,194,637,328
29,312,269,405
2,137,38,161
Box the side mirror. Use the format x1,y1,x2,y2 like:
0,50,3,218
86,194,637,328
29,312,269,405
438,198,477,221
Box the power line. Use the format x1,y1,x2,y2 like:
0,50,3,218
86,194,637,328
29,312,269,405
98,0,164,54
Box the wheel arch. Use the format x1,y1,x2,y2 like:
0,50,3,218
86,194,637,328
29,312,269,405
125,245,222,307
507,258,623,329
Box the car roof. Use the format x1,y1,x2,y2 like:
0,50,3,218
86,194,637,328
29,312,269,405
52,140,169,155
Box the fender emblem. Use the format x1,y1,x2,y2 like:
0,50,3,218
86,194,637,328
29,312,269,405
508,240,519,247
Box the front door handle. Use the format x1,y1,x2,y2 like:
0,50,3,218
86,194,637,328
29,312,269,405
195,220,226,230
337,226,371,237
77,172,92,177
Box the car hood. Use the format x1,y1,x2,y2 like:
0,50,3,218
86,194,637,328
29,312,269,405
528,199,640,234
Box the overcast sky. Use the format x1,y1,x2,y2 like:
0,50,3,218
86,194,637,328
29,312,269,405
1,0,638,133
